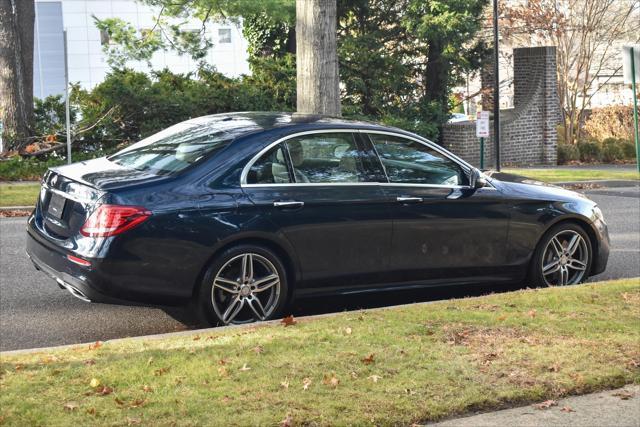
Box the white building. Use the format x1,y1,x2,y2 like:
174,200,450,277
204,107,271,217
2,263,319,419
33,0,250,99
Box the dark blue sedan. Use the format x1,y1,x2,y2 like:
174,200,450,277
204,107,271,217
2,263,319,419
26,112,609,325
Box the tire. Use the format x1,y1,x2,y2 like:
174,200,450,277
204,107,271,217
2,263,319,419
196,244,289,326
528,222,593,287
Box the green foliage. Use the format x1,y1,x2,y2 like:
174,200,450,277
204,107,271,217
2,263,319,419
557,142,579,164
94,18,164,68
33,95,77,140
576,140,603,163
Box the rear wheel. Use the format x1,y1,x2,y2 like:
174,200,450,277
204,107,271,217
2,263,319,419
197,245,288,326
529,223,592,287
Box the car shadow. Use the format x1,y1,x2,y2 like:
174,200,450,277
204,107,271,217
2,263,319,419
161,281,533,328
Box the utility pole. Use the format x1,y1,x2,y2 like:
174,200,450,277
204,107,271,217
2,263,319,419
63,30,71,164
492,0,500,171
295,0,340,117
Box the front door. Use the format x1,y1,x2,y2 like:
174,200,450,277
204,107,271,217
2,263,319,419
241,131,392,291
363,132,513,284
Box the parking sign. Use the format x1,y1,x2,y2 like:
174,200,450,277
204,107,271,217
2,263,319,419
476,111,490,138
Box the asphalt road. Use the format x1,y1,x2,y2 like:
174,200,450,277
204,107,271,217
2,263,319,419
1,186,638,352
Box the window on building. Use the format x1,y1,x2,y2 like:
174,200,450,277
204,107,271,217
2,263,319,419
218,28,231,44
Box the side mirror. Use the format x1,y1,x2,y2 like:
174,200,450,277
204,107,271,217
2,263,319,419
469,168,487,189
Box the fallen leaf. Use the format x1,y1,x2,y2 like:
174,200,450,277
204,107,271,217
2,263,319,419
280,414,293,427
533,400,557,410
63,402,78,412
84,359,96,366
89,378,101,388
218,366,229,377
253,345,264,354
96,386,113,396
548,364,560,373
239,363,251,371
323,373,339,388
142,385,153,393
126,417,142,425
302,377,312,390
350,371,358,379
193,335,201,341
528,309,537,318
114,397,125,406
280,379,290,389
218,358,228,365
281,315,297,327
368,374,382,383
344,327,352,335
561,406,575,412
86,407,96,415
497,314,507,321
154,367,170,376
612,390,635,400
206,335,217,340
130,398,146,408
14,364,24,371
88,341,103,350
221,395,233,403
361,354,375,365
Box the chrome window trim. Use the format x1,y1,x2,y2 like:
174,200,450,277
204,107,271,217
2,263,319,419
240,128,496,190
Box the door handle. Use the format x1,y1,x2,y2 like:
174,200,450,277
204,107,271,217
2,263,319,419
273,201,305,209
396,196,423,204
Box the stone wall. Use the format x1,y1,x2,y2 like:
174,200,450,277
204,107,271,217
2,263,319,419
442,46,561,167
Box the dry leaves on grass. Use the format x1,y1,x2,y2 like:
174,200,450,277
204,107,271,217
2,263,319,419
154,367,170,376
88,341,103,350
280,414,293,427
281,315,297,327
533,400,557,410
322,373,339,388
561,406,575,412
63,402,79,412
368,375,382,383
0,209,31,218
239,363,251,371
361,354,375,365
302,377,312,390
253,345,264,354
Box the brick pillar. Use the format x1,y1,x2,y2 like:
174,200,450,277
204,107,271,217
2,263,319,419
513,46,561,165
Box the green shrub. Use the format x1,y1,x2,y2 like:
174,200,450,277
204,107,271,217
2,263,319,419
620,140,637,159
577,140,603,163
557,142,580,164
602,140,624,162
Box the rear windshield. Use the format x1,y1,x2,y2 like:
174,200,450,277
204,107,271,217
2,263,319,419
108,120,233,175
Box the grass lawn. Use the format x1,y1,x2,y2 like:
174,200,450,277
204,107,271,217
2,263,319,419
0,183,40,207
504,168,639,183
1,278,639,426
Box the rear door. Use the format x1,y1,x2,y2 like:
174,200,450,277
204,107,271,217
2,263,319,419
362,132,513,283
241,130,392,291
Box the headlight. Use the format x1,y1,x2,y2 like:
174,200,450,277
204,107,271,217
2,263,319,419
593,206,605,222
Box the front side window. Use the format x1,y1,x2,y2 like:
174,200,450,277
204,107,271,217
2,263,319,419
108,121,232,175
286,133,367,183
369,134,467,186
246,145,291,184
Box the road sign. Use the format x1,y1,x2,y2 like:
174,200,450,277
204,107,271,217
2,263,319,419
476,111,490,138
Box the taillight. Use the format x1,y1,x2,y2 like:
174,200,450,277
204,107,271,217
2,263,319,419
81,205,152,237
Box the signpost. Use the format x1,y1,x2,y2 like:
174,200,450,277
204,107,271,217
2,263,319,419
476,111,490,169
64,30,72,165
623,45,640,173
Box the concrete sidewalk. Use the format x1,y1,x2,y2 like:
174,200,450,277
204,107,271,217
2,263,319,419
429,385,640,427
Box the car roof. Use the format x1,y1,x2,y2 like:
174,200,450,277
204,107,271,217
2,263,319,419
184,111,403,140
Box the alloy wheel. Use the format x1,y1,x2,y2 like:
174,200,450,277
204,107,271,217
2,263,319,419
541,230,589,286
211,253,281,324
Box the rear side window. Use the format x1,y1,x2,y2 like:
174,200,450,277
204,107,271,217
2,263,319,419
369,134,468,186
109,121,233,175
285,133,367,183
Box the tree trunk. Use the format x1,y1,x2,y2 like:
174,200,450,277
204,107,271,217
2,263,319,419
0,0,35,151
295,0,340,117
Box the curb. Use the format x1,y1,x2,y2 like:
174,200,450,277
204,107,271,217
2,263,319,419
0,296,448,356
0,206,32,211
556,179,639,188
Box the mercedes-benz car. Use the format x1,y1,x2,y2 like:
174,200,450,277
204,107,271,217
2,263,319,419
26,112,609,325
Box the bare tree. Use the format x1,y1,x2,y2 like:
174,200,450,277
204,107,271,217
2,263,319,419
295,0,340,117
0,0,35,150
500,0,640,145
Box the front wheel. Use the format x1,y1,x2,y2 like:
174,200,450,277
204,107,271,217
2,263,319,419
197,245,289,326
529,223,593,287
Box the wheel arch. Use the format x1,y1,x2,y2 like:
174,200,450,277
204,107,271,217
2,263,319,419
190,234,301,303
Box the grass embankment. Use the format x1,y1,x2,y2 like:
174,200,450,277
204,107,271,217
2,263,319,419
504,168,639,183
1,278,639,426
0,184,40,207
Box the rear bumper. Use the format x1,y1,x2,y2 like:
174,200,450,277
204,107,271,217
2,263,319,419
25,216,188,306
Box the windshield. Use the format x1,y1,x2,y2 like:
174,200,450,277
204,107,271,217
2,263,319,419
108,120,233,175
